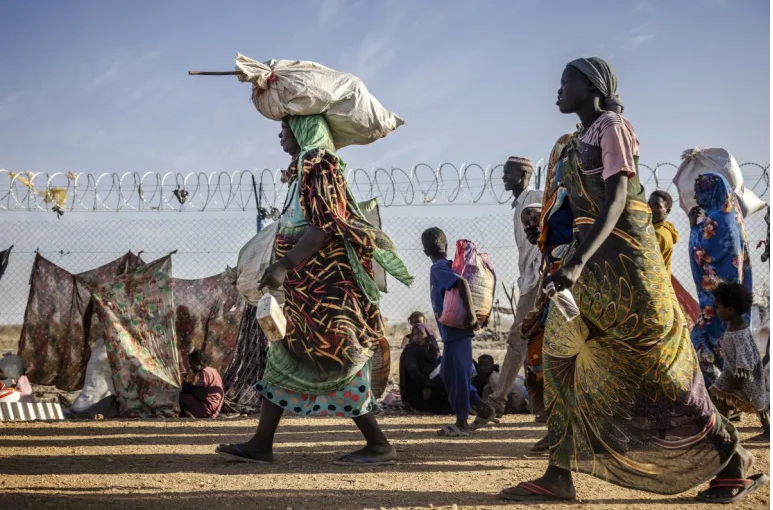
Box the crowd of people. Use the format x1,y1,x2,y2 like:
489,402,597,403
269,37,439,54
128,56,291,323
204,56,769,504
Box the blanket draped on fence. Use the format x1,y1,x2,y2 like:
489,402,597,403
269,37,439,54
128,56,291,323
19,252,143,390
91,255,182,418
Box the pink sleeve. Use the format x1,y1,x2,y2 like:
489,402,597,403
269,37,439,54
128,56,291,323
600,122,637,180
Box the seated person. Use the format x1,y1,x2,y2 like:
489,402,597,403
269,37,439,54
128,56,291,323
179,350,224,418
472,354,500,398
400,311,429,349
400,323,451,414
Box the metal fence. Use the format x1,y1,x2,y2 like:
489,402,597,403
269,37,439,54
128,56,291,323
0,162,769,345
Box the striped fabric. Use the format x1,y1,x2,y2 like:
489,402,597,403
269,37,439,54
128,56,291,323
0,401,64,421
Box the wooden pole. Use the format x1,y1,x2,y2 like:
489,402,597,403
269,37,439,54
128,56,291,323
188,71,244,76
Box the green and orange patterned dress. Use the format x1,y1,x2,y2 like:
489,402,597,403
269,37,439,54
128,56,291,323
256,115,412,417
543,111,738,494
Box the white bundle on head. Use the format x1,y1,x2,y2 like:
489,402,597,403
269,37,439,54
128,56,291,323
234,54,404,149
673,147,766,218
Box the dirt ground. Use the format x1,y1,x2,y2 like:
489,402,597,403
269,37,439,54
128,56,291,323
0,413,769,510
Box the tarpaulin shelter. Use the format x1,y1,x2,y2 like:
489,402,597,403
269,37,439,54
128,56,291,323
172,269,244,373
19,252,143,390
0,246,12,281
91,255,182,418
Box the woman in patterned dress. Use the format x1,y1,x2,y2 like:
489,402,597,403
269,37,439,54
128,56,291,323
216,114,413,466
501,57,764,504
688,173,753,389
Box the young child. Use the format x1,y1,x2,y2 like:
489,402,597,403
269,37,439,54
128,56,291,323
422,227,495,436
648,190,679,275
709,282,770,442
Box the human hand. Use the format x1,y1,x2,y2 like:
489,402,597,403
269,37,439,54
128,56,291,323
422,387,432,400
688,206,703,228
258,261,288,290
525,226,540,245
543,258,584,293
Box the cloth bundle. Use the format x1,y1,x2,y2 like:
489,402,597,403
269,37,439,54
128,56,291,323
438,240,496,329
234,54,404,149
673,147,766,218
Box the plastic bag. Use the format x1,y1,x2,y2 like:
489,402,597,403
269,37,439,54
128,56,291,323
235,55,404,149
673,147,766,218
543,282,580,322
235,221,283,306
71,338,116,413
438,240,496,329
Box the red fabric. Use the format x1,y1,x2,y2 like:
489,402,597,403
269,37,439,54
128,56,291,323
672,275,700,326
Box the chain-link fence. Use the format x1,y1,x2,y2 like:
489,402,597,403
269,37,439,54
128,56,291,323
0,162,769,346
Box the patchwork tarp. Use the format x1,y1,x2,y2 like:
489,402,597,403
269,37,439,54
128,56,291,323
172,270,244,373
91,255,182,418
18,252,143,390
0,246,12,281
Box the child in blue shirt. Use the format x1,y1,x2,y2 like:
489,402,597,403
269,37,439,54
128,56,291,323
422,227,496,436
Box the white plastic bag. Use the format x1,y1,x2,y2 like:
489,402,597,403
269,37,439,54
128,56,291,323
235,55,404,149
673,147,766,218
71,338,116,413
544,282,580,322
235,221,283,305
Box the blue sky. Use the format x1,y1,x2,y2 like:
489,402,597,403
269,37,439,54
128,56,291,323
0,0,769,179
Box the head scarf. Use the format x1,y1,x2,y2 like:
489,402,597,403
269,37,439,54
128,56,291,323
286,115,339,162
567,57,624,113
695,173,736,213
411,323,440,359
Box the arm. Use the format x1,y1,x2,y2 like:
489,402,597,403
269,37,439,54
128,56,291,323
258,227,331,290
545,174,628,291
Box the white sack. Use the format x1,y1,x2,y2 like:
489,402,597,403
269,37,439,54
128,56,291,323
235,55,404,149
673,147,766,218
71,338,116,413
235,221,283,306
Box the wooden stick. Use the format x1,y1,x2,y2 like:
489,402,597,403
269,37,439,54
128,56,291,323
188,71,244,76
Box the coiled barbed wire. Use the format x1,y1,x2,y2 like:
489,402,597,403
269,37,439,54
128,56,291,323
0,162,768,212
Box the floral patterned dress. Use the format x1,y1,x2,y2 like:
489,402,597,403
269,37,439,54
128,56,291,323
689,173,753,388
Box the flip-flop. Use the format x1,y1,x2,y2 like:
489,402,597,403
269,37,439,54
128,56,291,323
470,415,500,431
332,453,396,466
695,474,769,504
500,481,577,502
214,444,272,464
437,424,470,437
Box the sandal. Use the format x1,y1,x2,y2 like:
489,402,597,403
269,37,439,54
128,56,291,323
500,481,577,502
437,424,470,437
214,443,272,464
332,453,396,466
531,434,550,452
469,401,498,431
696,474,769,503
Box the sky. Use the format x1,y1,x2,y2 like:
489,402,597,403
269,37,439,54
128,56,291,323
0,0,770,180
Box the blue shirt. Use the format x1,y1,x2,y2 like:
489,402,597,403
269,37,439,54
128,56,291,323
430,259,474,344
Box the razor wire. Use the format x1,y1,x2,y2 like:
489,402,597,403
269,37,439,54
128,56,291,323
1,162,768,213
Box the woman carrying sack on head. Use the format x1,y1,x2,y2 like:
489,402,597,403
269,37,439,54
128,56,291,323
216,115,413,466
501,57,764,504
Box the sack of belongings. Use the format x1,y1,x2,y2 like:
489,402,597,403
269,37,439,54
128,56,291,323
438,240,496,329
235,54,404,149
674,147,766,218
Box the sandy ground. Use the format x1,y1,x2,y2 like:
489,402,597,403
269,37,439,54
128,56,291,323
0,413,769,510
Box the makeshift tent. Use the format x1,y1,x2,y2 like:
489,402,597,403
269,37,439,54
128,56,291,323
91,255,182,418
172,269,244,373
18,252,143,390
0,245,11,281
221,303,267,414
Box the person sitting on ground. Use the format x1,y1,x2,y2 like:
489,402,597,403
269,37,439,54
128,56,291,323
179,350,225,419
399,323,451,414
471,354,499,398
422,227,496,437
648,190,679,275
400,312,429,349
709,282,770,443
